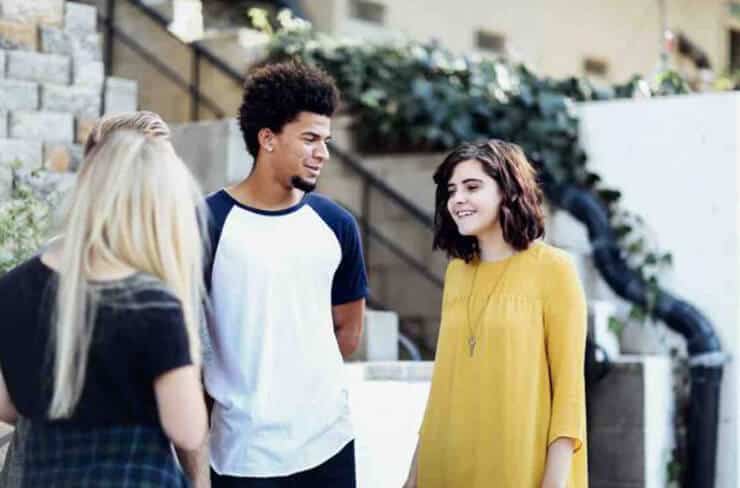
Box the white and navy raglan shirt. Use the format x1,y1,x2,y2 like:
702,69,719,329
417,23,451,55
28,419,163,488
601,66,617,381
203,189,369,477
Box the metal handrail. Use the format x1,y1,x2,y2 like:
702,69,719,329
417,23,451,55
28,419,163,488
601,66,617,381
99,14,226,118
329,143,435,229
108,0,443,313
124,0,245,83
340,202,443,289
115,0,435,230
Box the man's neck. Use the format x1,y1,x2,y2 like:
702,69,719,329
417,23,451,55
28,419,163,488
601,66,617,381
229,170,304,211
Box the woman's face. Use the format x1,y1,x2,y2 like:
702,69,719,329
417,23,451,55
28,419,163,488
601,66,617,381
446,159,503,238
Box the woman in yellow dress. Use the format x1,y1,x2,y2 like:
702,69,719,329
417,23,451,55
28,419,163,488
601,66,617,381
404,140,588,488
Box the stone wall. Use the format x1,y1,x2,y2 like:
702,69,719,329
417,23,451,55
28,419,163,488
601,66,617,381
0,0,138,468
0,0,138,197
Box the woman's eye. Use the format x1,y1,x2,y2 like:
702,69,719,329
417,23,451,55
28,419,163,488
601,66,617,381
466,185,479,192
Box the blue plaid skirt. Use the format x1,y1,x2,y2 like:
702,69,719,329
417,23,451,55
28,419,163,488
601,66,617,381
17,422,189,487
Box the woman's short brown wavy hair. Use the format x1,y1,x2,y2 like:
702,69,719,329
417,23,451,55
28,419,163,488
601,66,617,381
432,139,545,262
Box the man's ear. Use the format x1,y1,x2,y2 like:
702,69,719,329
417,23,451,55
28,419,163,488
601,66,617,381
258,128,275,153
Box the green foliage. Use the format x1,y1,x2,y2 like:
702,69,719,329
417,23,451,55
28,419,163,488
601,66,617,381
261,11,684,319
0,162,55,275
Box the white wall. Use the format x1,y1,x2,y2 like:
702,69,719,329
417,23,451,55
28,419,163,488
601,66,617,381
572,92,740,488
305,0,729,83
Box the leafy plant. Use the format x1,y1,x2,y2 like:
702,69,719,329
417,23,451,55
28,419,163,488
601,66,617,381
259,11,680,322
0,162,56,275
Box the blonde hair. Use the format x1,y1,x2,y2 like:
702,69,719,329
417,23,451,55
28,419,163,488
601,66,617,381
83,111,171,157
49,129,206,419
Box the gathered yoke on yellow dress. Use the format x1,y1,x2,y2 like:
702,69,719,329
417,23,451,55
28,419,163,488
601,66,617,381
418,241,588,488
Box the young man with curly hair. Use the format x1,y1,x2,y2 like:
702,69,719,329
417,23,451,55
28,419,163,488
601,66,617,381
197,61,368,488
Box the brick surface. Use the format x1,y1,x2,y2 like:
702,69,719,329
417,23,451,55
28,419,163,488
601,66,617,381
0,79,38,111
64,2,97,35
0,138,43,168
15,167,76,200
7,50,71,85
10,111,74,143
588,426,645,483
40,26,101,61
0,19,38,51
73,58,104,87
0,158,10,200
42,83,101,117
104,77,138,114
43,142,83,172
1,0,64,26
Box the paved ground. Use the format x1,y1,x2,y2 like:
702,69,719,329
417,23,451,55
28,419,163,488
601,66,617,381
0,365,433,488
347,364,431,488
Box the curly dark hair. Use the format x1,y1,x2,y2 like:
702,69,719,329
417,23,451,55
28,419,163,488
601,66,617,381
432,140,545,262
238,61,339,158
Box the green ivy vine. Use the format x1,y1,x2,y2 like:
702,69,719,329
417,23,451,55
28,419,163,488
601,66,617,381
253,10,683,322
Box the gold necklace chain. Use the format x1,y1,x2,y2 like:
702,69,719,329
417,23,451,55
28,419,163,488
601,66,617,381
465,258,512,357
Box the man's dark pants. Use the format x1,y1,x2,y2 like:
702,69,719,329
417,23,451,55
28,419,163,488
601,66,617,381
211,440,356,488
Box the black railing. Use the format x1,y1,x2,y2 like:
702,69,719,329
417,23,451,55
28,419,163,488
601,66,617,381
100,0,245,121
100,0,445,352
340,200,443,289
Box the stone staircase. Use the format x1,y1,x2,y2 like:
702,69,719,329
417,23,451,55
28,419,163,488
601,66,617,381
75,0,264,124
0,2,685,486
0,0,138,199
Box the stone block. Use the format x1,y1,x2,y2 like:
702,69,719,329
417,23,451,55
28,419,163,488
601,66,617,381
42,83,101,117
0,110,5,137
40,26,101,61
43,142,83,172
0,19,38,51
64,2,97,35
349,310,399,361
588,426,645,483
0,138,43,168
76,116,96,145
73,58,104,87
1,0,64,26
10,111,74,143
104,77,138,114
0,160,10,200
0,79,38,111
7,50,70,85
15,167,76,200
587,361,644,429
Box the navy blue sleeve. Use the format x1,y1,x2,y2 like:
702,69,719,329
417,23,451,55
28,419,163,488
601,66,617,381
308,194,369,305
204,190,234,293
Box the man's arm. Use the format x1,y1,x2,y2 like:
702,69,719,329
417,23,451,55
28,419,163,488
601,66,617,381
332,298,365,358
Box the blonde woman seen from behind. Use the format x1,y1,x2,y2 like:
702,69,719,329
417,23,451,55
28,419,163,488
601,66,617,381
0,129,208,486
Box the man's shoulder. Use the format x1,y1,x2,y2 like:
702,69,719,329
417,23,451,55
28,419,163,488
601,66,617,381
305,193,355,226
205,189,230,209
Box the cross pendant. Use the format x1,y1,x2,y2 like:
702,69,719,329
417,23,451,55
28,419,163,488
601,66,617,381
468,336,476,357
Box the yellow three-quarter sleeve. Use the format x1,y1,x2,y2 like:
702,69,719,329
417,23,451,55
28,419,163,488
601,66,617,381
543,252,588,453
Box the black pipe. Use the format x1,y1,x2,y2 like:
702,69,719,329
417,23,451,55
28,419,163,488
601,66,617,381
549,182,723,488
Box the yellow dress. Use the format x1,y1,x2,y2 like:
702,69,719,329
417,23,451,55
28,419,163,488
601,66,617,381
419,241,588,488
